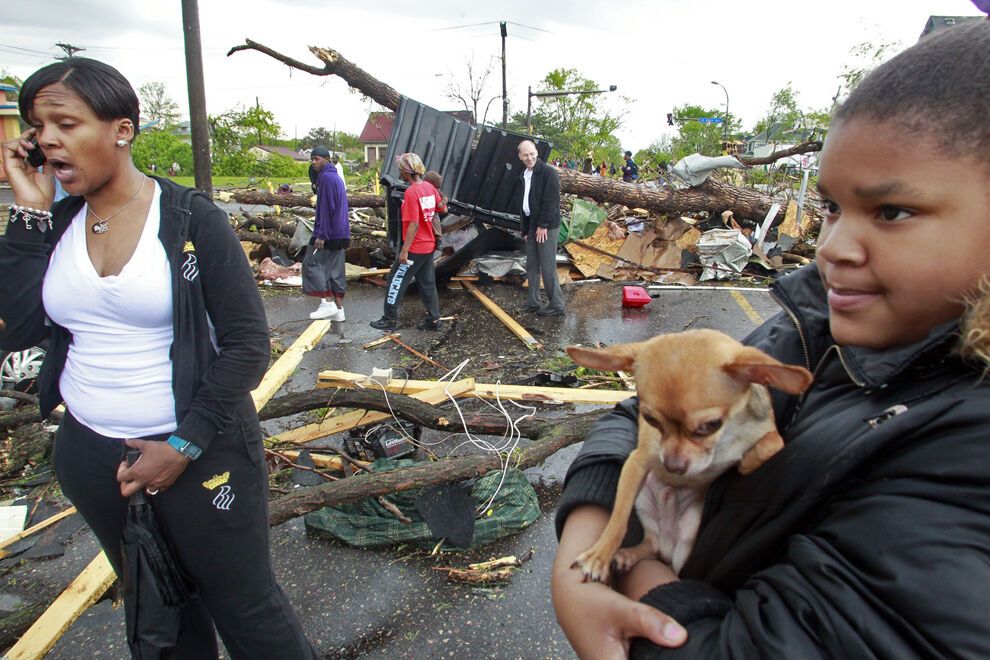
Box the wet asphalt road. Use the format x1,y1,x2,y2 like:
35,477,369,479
0,196,782,657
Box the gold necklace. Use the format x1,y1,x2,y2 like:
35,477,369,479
88,176,148,235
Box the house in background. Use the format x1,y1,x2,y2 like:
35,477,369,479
0,84,22,182
358,112,394,166
358,109,474,166
248,145,310,162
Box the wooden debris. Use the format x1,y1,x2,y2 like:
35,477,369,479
0,507,77,558
363,333,399,349
272,378,475,445
378,496,412,525
461,282,541,351
317,370,632,405
388,335,446,370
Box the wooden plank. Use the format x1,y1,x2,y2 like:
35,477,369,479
277,449,371,471
0,507,77,557
251,319,333,408
6,321,331,657
4,553,116,660
317,370,632,405
363,333,399,349
358,268,392,277
272,378,476,445
461,282,541,350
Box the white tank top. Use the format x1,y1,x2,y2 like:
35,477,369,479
43,182,177,438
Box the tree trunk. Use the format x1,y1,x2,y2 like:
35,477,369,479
227,40,783,221
236,230,291,251
267,410,593,526
738,140,822,166
560,170,779,221
231,190,386,209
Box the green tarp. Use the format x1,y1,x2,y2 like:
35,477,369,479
559,198,607,242
304,458,540,551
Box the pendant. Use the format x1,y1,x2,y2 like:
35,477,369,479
92,220,109,235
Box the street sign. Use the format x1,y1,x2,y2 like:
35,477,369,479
698,117,723,125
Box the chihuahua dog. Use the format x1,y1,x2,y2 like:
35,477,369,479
566,329,813,583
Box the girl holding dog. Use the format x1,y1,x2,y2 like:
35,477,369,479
553,17,990,659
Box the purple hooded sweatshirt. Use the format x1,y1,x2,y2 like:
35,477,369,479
313,165,350,241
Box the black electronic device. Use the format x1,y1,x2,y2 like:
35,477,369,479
343,422,420,462
26,138,46,168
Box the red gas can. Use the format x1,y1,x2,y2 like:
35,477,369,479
622,285,651,308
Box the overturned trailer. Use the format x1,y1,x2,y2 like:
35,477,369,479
379,97,552,277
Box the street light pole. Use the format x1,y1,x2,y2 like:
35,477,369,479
526,84,617,136
711,80,729,142
500,22,508,128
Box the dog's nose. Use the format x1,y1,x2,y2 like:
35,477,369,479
663,453,690,475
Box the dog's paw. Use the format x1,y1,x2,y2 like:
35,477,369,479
611,548,640,574
571,548,612,583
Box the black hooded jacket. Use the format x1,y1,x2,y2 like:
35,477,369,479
556,264,990,659
0,177,269,453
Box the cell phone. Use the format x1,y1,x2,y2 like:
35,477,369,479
26,138,46,168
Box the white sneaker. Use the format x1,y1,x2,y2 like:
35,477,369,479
330,308,345,322
309,300,338,320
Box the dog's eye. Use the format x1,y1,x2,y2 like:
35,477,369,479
693,419,723,437
642,413,662,430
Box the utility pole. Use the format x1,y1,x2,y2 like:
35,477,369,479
54,43,84,59
500,21,508,128
181,0,213,193
255,96,262,146
711,80,730,143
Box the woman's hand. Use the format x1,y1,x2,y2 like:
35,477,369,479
1,129,55,210
552,506,686,659
116,438,191,497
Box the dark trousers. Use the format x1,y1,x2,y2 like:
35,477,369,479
54,411,318,660
382,251,440,322
524,225,564,312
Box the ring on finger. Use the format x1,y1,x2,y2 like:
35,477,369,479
145,487,160,496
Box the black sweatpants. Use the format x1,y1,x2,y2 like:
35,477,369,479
54,411,318,660
381,251,440,323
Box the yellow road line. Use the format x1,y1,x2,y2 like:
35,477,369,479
730,290,764,326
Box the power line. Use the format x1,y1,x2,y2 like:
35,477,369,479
0,43,55,56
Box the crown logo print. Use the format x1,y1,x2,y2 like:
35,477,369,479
202,471,231,490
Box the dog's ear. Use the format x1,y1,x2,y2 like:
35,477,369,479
566,343,641,372
724,347,813,394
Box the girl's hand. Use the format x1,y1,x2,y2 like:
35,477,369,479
552,506,686,659
116,438,191,497
1,129,55,210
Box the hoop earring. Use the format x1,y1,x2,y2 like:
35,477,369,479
116,139,128,147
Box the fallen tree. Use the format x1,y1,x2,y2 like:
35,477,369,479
232,190,386,209
262,387,599,525
228,40,816,222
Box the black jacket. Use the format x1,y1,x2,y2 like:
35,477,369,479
513,159,561,234
0,177,270,453
556,264,990,659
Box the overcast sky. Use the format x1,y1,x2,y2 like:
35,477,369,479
1,1,982,151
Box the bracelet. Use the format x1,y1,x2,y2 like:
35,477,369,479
166,434,203,460
9,205,53,234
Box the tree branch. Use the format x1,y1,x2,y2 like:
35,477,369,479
737,140,823,166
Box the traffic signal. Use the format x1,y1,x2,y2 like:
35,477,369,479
666,113,674,126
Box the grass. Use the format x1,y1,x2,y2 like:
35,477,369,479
168,175,310,190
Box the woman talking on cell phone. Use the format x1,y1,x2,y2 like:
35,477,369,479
0,58,318,658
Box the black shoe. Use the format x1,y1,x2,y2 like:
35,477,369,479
522,305,541,313
370,317,397,331
416,318,441,331
537,307,565,317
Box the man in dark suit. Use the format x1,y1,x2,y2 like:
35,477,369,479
515,140,564,316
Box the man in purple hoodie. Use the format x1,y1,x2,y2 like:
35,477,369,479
303,146,350,320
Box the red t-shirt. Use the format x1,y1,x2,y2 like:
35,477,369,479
401,180,440,254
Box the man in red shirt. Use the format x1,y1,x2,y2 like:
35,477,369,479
370,152,442,331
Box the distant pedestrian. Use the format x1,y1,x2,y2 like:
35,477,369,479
304,146,350,321
514,140,564,317
332,155,345,185
599,160,608,176
370,152,442,332
621,150,639,182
